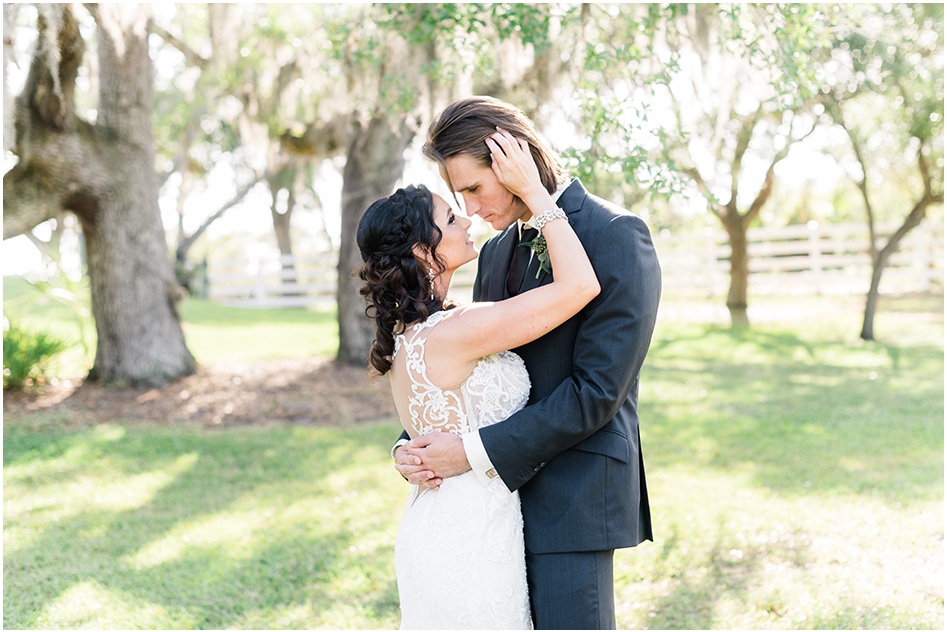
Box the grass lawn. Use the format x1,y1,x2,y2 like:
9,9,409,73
3,274,339,373
3,283,944,629
179,299,340,363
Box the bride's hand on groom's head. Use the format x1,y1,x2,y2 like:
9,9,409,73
486,127,544,204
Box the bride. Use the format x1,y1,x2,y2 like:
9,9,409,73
356,129,599,629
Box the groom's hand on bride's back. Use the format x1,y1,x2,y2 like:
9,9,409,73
395,433,471,489
395,444,442,489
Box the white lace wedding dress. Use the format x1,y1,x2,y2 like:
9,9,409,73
391,310,532,629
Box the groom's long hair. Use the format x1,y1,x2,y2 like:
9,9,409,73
423,96,566,196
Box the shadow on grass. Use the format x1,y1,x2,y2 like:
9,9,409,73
3,423,403,629
645,517,813,629
651,529,759,628
641,326,944,503
640,515,932,630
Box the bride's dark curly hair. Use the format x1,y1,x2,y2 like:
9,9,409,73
357,184,452,375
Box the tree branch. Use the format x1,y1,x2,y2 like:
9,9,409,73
831,98,879,257
4,163,68,239
151,23,209,69
270,59,298,110
15,3,83,150
279,116,348,158
158,121,201,188
666,82,724,221
729,105,763,209
24,217,66,266
3,120,112,238
875,189,937,271
917,140,941,200
680,165,725,221
742,117,817,230
177,164,284,258
23,230,53,260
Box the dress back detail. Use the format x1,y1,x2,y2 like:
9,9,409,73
390,310,531,439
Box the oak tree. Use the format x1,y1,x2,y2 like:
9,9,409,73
4,4,195,385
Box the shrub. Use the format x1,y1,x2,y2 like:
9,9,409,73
3,321,71,390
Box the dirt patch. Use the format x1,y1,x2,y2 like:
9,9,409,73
3,357,398,428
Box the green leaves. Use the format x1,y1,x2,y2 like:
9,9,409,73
520,235,551,278
825,3,944,204
489,3,557,51
3,323,71,390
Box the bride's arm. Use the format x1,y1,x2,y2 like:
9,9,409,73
429,129,599,367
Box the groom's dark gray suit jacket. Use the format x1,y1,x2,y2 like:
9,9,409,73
473,179,660,555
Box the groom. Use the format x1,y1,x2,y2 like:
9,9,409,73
394,96,661,629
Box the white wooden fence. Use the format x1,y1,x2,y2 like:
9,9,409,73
206,253,339,308
206,220,943,308
654,220,943,297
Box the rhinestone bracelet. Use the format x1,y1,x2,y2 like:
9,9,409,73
529,208,567,233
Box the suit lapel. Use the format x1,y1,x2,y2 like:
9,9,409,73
481,225,519,301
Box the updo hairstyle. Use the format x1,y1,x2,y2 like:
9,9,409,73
357,185,451,375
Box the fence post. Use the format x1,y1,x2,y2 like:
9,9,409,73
255,263,268,307
807,220,822,295
703,227,718,297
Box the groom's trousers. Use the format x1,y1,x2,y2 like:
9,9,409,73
526,548,615,630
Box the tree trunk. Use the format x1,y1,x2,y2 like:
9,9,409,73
84,5,195,385
272,194,294,260
859,193,937,341
723,213,750,326
268,167,299,293
860,255,885,341
336,115,416,365
4,4,195,386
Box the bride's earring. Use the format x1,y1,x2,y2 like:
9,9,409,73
428,267,436,301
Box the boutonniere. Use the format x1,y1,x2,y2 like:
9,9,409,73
521,234,551,278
